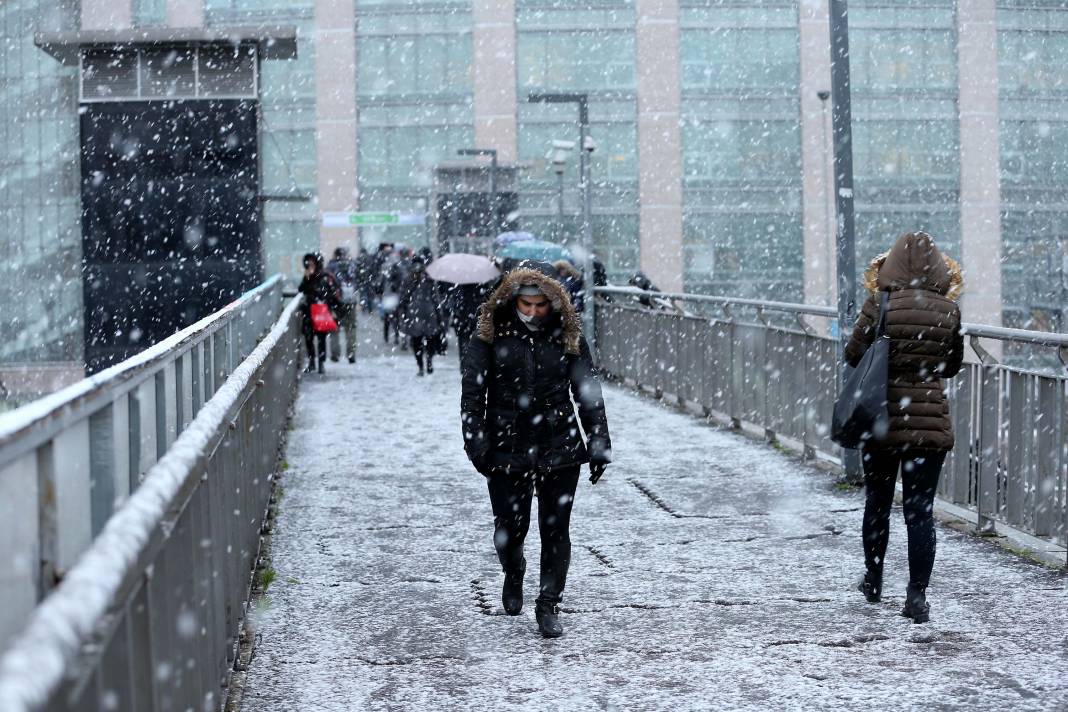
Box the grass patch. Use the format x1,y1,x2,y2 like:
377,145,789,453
259,567,277,592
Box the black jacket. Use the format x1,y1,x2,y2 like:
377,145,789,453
298,271,341,310
460,268,611,475
398,272,447,339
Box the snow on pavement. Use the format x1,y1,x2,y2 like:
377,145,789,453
240,336,1068,712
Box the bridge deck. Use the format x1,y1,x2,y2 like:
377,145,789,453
240,327,1068,711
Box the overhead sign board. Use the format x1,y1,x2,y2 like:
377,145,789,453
321,211,427,228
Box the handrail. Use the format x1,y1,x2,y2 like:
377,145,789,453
595,285,1068,348
0,294,303,711
0,275,284,465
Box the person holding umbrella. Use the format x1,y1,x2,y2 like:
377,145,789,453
426,253,501,361
460,267,612,638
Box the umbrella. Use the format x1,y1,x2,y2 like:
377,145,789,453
426,253,500,285
495,239,573,264
493,231,537,247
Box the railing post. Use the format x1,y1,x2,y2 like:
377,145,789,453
41,423,93,585
971,335,1000,534
0,452,39,645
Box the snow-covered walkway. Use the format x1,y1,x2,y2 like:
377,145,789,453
240,328,1068,711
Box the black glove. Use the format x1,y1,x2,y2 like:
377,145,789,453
589,462,608,484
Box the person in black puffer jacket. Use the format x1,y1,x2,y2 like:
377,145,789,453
460,267,612,639
397,261,447,376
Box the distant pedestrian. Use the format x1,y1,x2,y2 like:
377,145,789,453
377,247,404,347
460,268,612,638
326,246,358,364
398,261,447,376
355,248,377,313
298,252,342,375
844,231,964,624
446,282,489,362
553,260,585,313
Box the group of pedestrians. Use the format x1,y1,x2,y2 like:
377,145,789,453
303,230,965,640
457,231,964,639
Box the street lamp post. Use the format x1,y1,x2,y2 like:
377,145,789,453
457,147,498,237
829,0,860,480
547,139,575,241
528,92,595,348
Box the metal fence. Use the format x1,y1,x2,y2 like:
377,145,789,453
594,286,1068,554
0,277,300,711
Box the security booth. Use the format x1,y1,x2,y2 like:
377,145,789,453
431,161,519,256
35,27,297,373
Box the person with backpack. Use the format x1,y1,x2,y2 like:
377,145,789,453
326,246,359,364
298,252,342,375
844,231,964,624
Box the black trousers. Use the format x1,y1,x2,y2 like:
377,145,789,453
487,465,580,605
861,449,946,588
411,336,433,371
301,311,327,363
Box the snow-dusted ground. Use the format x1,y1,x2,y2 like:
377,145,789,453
241,322,1068,712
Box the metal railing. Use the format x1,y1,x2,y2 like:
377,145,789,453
0,281,302,711
0,275,283,649
594,286,1068,554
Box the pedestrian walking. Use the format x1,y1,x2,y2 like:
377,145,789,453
460,267,612,638
446,282,488,362
398,261,447,376
844,231,964,624
553,260,585,313
298,252,342,375
326,246,359,364
377,247,404,347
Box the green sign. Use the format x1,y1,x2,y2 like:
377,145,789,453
322,211,426,228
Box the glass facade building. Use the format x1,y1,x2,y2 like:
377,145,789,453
2,0,1067,382
0,0,81,363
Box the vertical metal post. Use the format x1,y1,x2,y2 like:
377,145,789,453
489,151,498,235
578,97,595,350
829,0,860,480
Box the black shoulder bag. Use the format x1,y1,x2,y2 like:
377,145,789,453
832,291,890,449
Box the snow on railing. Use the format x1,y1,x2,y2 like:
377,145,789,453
0,276,284,651
593,286,1068,558
0,292,303,712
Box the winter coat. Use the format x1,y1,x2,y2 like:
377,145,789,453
298,270,341,311
327,256,359,310
844,232,965,453
398,272,447,339
447,283,487,334
460,268,612,475
553,260,585,313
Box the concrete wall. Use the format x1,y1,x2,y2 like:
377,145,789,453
166,0,204,28
315,0,359,258
472,0,518,164
635,0,683,291
80,0,132,29
799,0,835,309
956,0,1003,333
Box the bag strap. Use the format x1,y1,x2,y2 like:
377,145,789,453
875,291,890,338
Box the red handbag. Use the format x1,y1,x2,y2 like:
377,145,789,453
310,303,338,333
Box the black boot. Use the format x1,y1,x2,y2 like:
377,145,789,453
502,562,525,616
901,583,930,624
857,569,882,604
317,356,325,375
303,361,315,374
535,601,563,638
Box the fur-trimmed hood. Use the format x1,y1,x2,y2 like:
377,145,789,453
476,268,582,355
552,260,581,280
863,231,963,300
